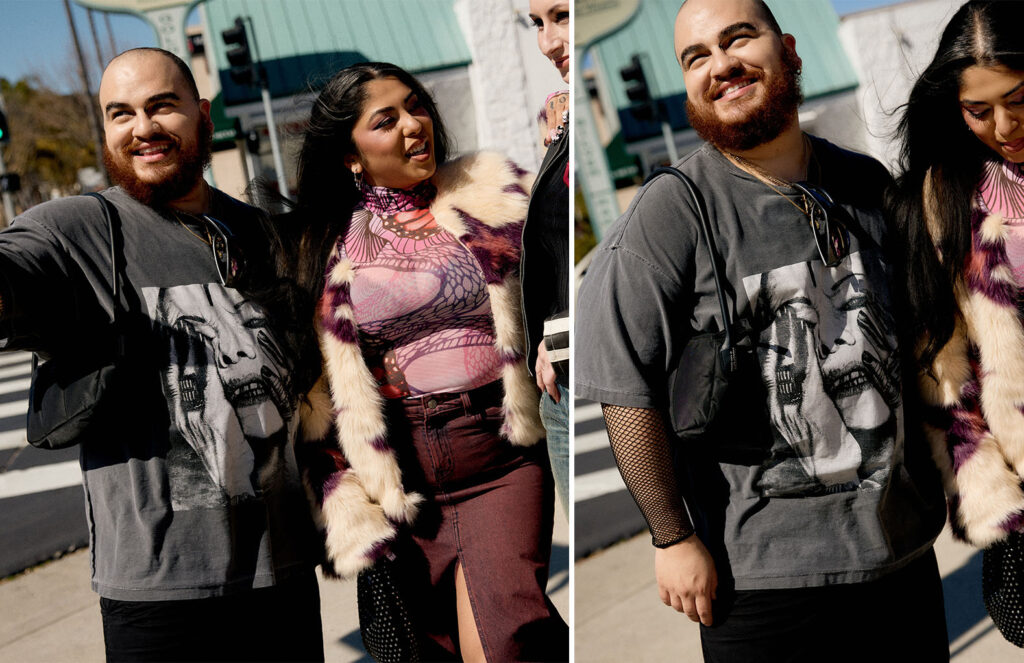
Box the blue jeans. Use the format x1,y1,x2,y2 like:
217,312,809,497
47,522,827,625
540,384,570,518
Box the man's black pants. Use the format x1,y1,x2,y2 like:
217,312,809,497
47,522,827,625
100,569,324,662
700,548,949,663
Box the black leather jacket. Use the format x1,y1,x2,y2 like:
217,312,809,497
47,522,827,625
521,129,569,386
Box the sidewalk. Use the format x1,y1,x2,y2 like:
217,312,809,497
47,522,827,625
0,503,568,662
575,524,1019,662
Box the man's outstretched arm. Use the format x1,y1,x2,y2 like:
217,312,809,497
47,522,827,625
602,404,718,625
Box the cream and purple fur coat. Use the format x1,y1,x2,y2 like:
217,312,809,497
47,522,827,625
919,172,1024,547
298,152,546,577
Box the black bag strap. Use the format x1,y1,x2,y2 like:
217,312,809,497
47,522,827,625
29,192,126,374
84,192,128,358
83,192,122,313
645,166,737,372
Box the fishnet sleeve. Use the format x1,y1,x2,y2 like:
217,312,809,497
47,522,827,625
602,404,694,548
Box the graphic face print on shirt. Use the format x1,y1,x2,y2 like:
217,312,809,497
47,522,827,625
742,251,903,497
145,283,297,509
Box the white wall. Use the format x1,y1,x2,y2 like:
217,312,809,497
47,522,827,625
454,0,566,172
837,0,964,171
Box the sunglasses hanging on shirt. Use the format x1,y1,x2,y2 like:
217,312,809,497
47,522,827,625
175,212,242,286
722,139,853,268
791,181,850,268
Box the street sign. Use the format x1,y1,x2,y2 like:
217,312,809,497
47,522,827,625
574,0,642,241
73,0,194,11
577,0,641,49
72,0,200,62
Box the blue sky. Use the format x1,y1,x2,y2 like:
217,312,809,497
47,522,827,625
0,0,906,94
0,0,187,93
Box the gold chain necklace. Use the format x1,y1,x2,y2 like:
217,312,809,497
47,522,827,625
174,211,212,246
721,135,818,217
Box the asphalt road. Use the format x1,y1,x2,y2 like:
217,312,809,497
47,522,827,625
573,398,646,559
0,352,88,578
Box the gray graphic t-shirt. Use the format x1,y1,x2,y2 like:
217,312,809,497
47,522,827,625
0,188,318,600
576,139,946,589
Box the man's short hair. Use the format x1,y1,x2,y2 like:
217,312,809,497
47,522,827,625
108,47,200,101
754,0,783,35
677,1,784,36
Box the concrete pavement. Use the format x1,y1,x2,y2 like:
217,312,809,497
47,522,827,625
0,500,568,662
575,524,1021,662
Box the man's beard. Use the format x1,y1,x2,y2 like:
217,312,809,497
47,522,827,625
685,47,803,152
103,120,213,207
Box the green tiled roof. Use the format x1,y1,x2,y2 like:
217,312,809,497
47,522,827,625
592,0,859,110
204,0,472,106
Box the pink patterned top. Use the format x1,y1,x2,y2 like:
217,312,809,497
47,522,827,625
340,181,503,398
978,159,1024,284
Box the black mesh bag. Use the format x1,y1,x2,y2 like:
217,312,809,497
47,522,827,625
983,531,1024,648
357,554,421,662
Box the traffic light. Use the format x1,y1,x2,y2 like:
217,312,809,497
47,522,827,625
245,129,260,155
0,111,10,144
620,55,656,122
222,17,257,87
0,174,21,193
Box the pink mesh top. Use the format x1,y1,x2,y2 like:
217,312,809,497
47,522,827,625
340,181,503,398
978,159,1024,283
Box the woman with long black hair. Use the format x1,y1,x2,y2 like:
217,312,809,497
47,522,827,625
890,0,1024,646
287,62,567,662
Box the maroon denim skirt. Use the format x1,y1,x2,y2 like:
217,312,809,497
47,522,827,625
385,380,568,662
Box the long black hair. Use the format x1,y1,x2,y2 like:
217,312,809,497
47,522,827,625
280,62,452,392
889,0,1024,372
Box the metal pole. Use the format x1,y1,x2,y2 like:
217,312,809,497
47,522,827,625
240,17,288,198
260,83,288,197
104,12,118,59
0,150,14,225
87,9,106,73
0,149,15,227
661,120,679,163
0,90,15,225
62,0,106,178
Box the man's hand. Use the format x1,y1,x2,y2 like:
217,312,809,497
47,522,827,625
655,535,718,626
535,340,559,403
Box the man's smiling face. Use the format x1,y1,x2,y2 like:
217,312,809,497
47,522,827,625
99,50,211,206
674,0,803,151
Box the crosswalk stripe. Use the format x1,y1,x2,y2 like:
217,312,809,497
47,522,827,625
0,461,82,500
574,429,610,455
0,352,31,368
0,429,26,450
0,363,32,380
574,401,602,421
0,377,30,396
574,466,626,502
0,399,27,419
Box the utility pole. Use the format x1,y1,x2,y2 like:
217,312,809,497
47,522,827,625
103,12,117,60
0,91,16,226
87,9,106,73
222,16,288,198
62,0,106,181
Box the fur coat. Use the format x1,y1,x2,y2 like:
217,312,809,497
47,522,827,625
919,171,1024,547
298,152,547,577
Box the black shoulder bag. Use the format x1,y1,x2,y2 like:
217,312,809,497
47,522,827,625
646,167,771,463
26,192,127,450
